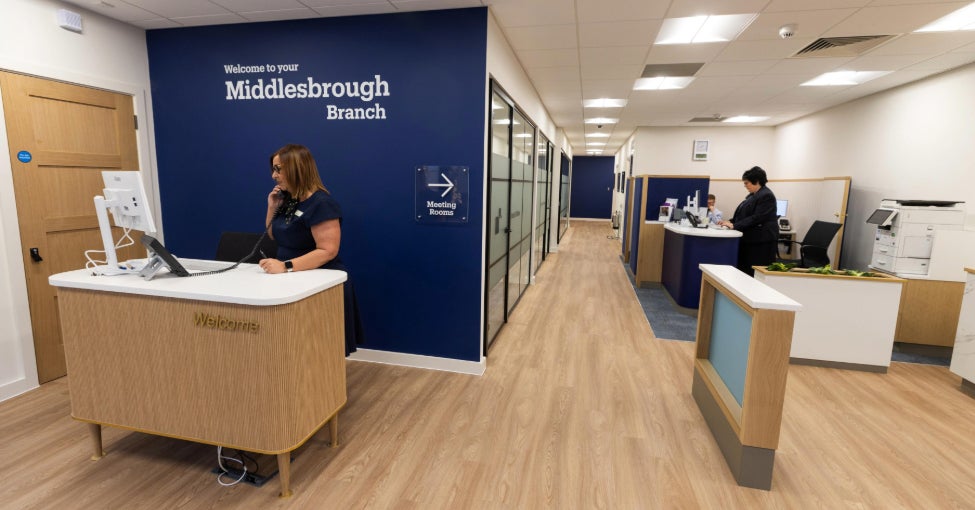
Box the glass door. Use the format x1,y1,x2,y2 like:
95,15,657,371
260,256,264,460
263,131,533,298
507,109,534,315
534,137,551,272
485,91,511,345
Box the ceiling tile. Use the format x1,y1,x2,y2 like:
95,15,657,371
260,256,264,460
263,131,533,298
122,0,232,18
580,63,643,80
518,48,581,68
736,9,858,41
825,3,970,36
171,13,250,26
905,52,975,71
665,0,770,17
581,79,636,97
844,53,936,70
489,0,576,27
645,42,727,64
765,0,870,12
715,38,818,61
62,0,163,22
697,59,779,76
211,0,308,11
868,31,975,55
528,66,581,82
576,0,668,24
503,24,578,50
579,20,661,47
240,9,322,22
312,4,397,17
764,56,855,75
581,46,649,66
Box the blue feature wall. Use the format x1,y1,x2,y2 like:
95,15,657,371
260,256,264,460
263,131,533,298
146,8,487,361
569,156,614,219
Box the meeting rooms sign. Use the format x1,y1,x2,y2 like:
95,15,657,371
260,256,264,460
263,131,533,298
415,166,469,224
223,63,390,120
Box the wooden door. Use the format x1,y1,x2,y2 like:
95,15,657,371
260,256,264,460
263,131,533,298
818,177,851,267
1,71,142,383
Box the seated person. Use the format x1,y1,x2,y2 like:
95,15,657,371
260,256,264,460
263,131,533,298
707,193,723,224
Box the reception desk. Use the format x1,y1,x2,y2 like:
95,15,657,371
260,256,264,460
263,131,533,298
662,224,741,308
950,268,975,398
693,264,800,490
49,261,348,497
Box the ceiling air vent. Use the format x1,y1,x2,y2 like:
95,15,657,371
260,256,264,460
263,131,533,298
689,115,727,122
793,35,895,58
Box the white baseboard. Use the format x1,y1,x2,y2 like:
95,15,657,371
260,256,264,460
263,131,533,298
570,217,611,222
348,349,485,376
0,378,37,404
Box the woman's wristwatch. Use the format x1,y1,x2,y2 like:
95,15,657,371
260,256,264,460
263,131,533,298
284,260,294,272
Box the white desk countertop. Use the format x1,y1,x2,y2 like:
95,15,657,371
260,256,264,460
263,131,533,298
700,264,801,312
49,259,346,306
664,223,743,238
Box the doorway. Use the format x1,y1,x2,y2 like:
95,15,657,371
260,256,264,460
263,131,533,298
1,71,142,383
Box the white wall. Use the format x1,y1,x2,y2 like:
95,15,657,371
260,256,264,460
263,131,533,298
774,62,975,270
0,0,155,401
631,126,775,178
486,10,567,255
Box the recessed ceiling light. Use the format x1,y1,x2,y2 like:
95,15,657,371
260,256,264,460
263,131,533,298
587,150,603,155
586,133,610,138
916,3,975,32
633,77,695,90
587,142,606,146
801,71,889,86
655,14,758,45
583,98,627,108
585,118,618,124
723,115,769,123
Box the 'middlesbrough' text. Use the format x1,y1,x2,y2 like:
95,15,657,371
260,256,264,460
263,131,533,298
224,71,390,121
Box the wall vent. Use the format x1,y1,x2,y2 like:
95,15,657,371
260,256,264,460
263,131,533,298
793,35,895,58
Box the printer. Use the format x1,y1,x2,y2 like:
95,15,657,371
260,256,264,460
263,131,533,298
867,199,965,276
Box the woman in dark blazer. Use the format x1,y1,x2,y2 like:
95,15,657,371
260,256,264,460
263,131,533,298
718,166,779,276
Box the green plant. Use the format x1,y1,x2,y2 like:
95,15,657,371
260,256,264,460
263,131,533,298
807,265,836,275
766,262,797,272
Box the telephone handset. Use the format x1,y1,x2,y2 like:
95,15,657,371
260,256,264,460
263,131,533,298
274,189,297,218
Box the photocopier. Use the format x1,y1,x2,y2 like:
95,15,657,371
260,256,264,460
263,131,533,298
867,199,966,276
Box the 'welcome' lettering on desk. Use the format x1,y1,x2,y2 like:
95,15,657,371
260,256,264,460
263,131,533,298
193,312,260,334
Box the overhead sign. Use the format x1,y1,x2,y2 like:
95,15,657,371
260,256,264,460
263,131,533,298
415,165,468,224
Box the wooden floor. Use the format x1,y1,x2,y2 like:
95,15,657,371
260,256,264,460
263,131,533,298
3,221,975,509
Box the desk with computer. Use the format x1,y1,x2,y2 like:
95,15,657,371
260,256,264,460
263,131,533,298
48,171,347,497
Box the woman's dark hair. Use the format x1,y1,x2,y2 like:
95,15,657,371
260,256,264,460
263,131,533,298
742,166,768,186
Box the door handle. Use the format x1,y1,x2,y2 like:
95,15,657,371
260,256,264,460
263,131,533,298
30,247,43,262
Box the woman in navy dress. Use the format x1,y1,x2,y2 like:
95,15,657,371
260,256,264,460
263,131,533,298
718,166,779,276
259,143,363,355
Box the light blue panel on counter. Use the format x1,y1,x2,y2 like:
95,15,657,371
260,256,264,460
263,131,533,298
708,291,753,406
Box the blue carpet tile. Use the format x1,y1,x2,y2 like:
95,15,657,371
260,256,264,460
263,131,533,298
624,260,697,342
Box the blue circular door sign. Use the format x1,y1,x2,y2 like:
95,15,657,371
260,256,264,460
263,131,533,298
17,151,32,163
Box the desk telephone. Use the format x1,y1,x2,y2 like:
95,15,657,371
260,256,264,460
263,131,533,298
778,217,791,231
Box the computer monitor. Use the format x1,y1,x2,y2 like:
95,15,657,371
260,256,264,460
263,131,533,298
92,170,157,275
776,199,788,218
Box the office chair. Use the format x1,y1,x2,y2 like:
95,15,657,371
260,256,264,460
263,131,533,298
214,231,277,263
782,221,842,268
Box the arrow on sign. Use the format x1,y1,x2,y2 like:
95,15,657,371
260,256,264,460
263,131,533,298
428,172,455,197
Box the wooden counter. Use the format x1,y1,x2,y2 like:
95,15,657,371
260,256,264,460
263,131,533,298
50,262,347,497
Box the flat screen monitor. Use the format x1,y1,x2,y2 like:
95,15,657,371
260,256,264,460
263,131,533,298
865,208,898,227
775,199,788,218
92,170,157,275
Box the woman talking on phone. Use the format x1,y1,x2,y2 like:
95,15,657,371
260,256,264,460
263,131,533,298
260,143,363,355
